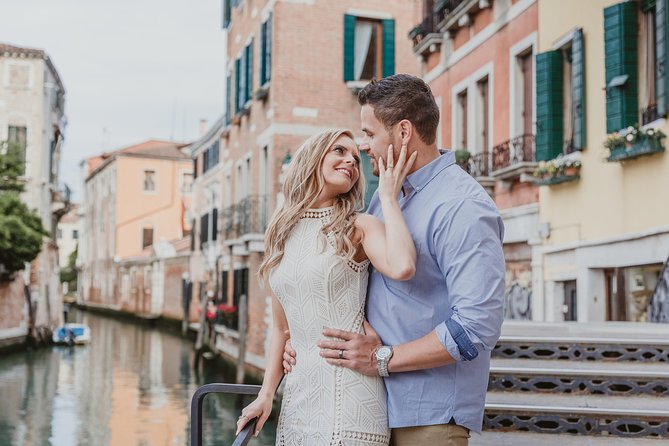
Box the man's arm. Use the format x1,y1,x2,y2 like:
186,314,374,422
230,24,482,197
319,198,505,375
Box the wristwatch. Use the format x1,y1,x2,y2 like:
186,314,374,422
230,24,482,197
374,345,394,377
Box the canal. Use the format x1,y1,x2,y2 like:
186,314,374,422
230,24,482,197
0,309,277,446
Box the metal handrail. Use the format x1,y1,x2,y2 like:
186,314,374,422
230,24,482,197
190,383,261,446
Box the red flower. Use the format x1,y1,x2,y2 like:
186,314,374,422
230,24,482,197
218,304,237,314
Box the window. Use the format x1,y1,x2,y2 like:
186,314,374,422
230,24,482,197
200,212,209,248
245,39,254,103
456,90,468,150
343,15,395,82
181,172,193,193
476,77,490,158
535,28,585,161
202,141,219,174
143,170,156,192
639,0,664,124
518,51,534,136
260,14,272,86
7,126,27,175
226,72,232,125
57,229,63,239
142,227,153,249
73,230,78,240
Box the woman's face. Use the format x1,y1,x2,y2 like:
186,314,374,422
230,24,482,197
319,135,361,198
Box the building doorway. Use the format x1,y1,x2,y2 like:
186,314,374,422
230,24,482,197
605,264,663,322
562,280,577,321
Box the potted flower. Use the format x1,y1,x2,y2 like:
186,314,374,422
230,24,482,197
454,149,471,171
562,159,581,177
217,303,238,327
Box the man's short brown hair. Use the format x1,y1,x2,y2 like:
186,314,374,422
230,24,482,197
358,74,440,145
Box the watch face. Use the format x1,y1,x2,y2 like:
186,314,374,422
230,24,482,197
377,346,391,360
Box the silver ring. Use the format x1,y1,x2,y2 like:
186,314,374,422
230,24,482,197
338,349,344,359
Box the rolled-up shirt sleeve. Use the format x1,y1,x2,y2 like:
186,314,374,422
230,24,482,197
432,198,506,362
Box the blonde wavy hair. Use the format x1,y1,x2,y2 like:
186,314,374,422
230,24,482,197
259,129,365,281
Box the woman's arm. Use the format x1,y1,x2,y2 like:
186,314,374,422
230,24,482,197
356,143,417,281
236,293,289,436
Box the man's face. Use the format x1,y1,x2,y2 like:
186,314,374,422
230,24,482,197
360,105,399,176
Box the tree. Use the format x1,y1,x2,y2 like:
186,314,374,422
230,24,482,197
59,245,78,293
0,141,48,280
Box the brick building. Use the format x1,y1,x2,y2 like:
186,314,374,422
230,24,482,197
189,0,421,373
411,0,539,320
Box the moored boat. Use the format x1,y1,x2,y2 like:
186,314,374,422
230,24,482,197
52,323,91,345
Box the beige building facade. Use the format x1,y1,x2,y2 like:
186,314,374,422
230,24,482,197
79,140,193,314
535,0,669,323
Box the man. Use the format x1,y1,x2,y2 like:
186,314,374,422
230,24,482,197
284,74,505,445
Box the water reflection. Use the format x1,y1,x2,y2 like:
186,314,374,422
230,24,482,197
0,310,276,446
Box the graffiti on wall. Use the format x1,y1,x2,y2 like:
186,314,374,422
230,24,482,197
649,255,669,323
504,269,532,320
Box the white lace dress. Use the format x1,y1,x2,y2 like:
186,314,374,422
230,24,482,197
269,207,390,446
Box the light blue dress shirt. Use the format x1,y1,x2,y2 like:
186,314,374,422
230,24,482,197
366,150,505,433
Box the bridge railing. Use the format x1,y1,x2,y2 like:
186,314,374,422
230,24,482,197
190,383,261,446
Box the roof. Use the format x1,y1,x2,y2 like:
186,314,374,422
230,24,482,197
0,42,65,93
85,139,191,181
60,204,80,224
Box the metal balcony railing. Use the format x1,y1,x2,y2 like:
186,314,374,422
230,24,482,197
467,152,490,177
409,13,438,48
223,195,269,240
435,0,468,25
492,134,536,172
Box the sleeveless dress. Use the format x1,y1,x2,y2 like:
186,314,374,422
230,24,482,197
269,207,390,446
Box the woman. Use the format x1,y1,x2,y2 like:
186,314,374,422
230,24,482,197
236,129,417,445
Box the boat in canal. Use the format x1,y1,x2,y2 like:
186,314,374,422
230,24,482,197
52,323,91,345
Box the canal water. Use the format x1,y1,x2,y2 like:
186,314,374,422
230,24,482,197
0,309,276,446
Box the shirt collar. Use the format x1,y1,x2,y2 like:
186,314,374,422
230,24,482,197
404,150,455,193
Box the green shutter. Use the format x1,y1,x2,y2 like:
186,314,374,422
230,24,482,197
657,0,669,116
360,152,378,210
381,19,395,78
535,51,564,161
223,0,231,28
260,17,272,86
343,14,356,81
226,73,232,125
240,50,247,106
246,39,253,101
235,58,241,114
604,1,639,133
572,28,586,150
260,21,267,85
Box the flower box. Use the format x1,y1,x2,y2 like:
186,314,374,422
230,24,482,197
605,126,666,162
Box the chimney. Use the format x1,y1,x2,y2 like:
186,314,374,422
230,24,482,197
199,118,208,137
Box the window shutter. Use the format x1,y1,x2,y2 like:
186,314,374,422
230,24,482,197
604,1,639,133
246,39,253,102
572,28,586,150
343,14,356,81
226,73,232,125
235,58,241,114
200,213,209,247
260,21,267,86
360,152,378,210
212,208,218,241
239,50,247,107
657,0,669,116
193,157,198,180
260,17,272,86
535,51,564,161
223,0,231,29
382,19,396,78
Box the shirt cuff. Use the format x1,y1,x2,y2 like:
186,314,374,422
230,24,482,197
435,318,479,362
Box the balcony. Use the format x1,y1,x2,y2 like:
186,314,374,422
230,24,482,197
409,11,442,57
435,0,488,32
223,195,269,251
491,134,538,182
461,151,495,195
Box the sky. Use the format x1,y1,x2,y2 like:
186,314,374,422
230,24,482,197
1,0,227,201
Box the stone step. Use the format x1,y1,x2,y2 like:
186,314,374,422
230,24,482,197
495,323,669,363
471,431,667,445
488,358,669,396
484,391,669,438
